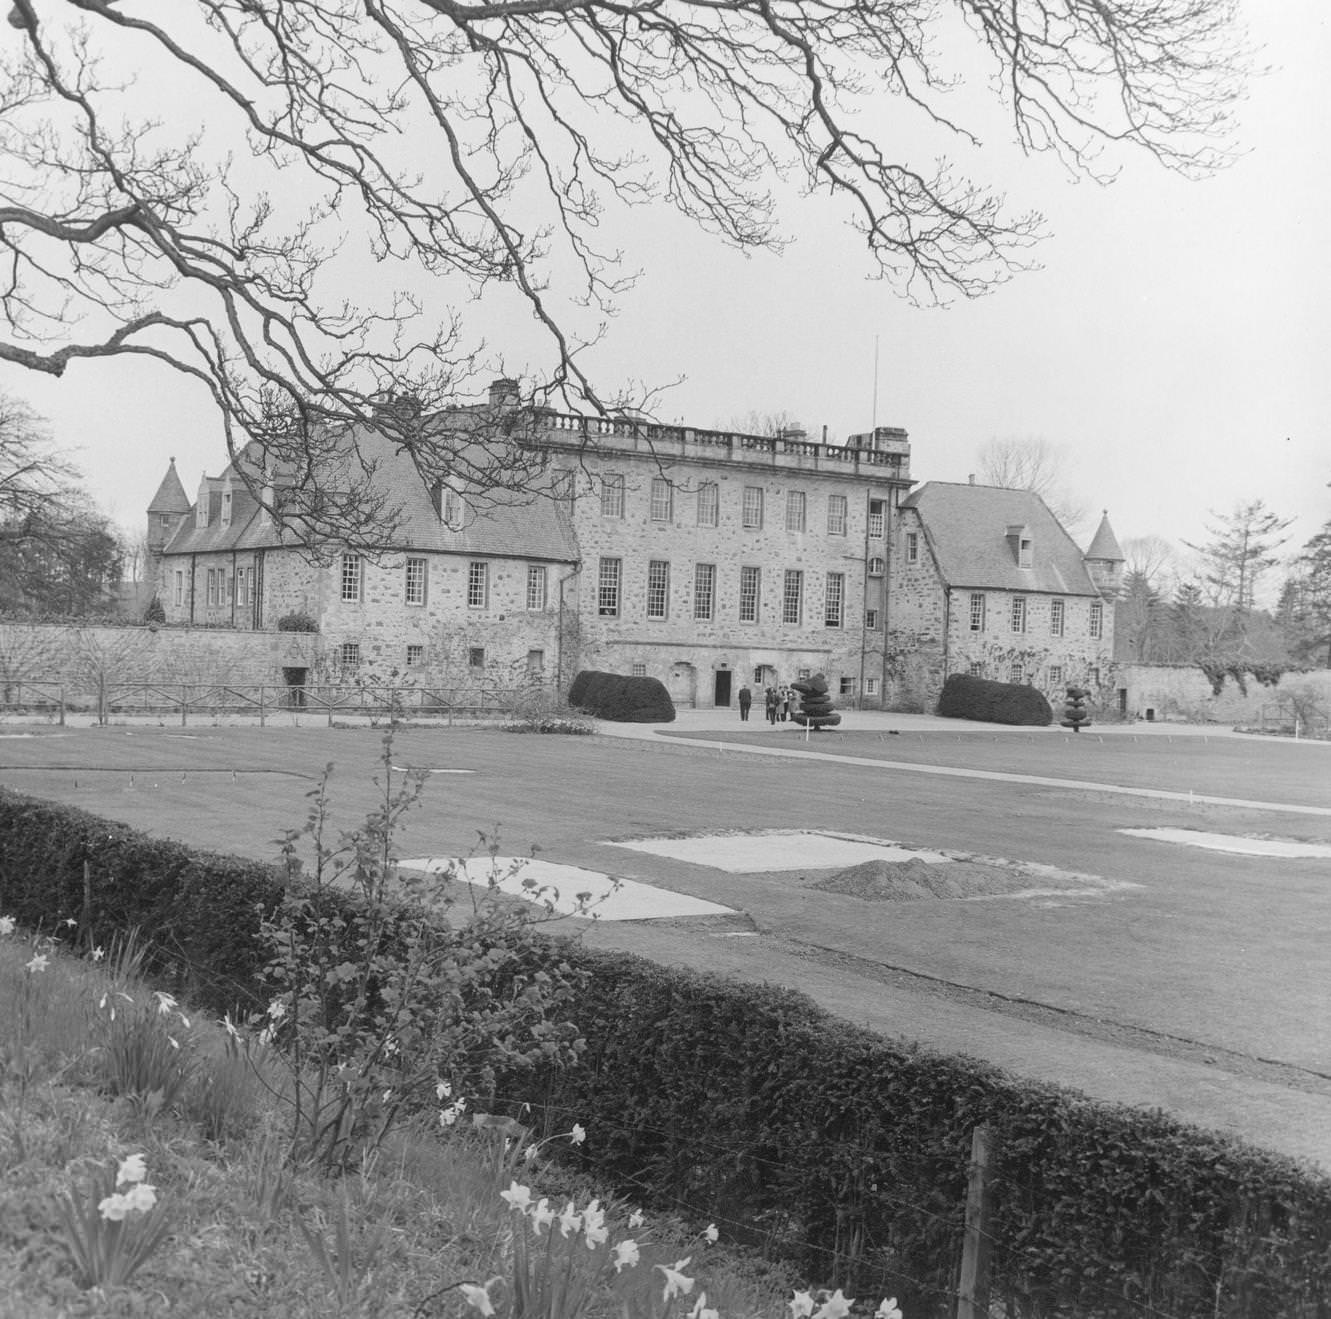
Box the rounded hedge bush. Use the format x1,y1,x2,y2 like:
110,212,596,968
937,673,1053,726
568,670,675,722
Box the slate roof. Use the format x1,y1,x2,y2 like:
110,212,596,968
147,460,191,515
158,427,579,565
902,481,1100,596
1085,511,1125,563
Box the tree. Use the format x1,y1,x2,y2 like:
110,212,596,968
1115,570,1163,661
0,394,123,615
1183,500,1293,612
974,436,1087,530
0,1,1244,537
1122,535,1179,593
1280,521,1331,667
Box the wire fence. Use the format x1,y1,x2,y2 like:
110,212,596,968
0,679,535,727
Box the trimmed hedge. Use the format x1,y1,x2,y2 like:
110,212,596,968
937,673,1053,726
568,670,675,722
3,789,1330,1317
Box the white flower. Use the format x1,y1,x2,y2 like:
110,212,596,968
435,1080,452,1101
703,1223,719,1244
459,1281,498,1316
522,1144,538,1162
64,917,77,928
690,1292,720,1319
813,1289,855,1319
91,946,105,962
153,991,178,1016
500,1181,533,1213
613,1239,640,1273
382,1034,399,1056
266,998,286,1021
569,1123,587,1145
117,1154,148,1186
789,1292,816,1319
0,915,15,936
25,953,48,974
122,1182,158,1213
582,1199,608,1247
530,1198,555,1233
875,1299,903,1319
222,1013,242,1042
657,1258,694,1302
98,1193,131,1222
628,1209,645,1229
439,1097,467,1127
557,1200,582,1238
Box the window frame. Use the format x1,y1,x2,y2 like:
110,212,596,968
782,568,803,625
868,500,885,539
741,486,764,530
466,561,489,609
526,564,548,611
646,559,670,620
597,557,622,617
693,562,716,621
824,571,844,628
406,643,425,667
696,482,719,527
826,494,848,536
867,555,885,577
1011,596,1027,633
340,641,361,667
404,556,428,606
1090,600,1104,639
1050,598,1065,637
969,593,986,632
785,490,806,533
649,477,673,523
905,531,919,564
739,565,761,623
340,553,363,603
600,473,625,518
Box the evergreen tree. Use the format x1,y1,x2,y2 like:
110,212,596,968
1183,500,1293,611
1287,522,1331,666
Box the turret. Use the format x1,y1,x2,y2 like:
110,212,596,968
1084,510,1125,599
147,458,191,554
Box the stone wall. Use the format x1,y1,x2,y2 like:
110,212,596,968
1120,663,1331,728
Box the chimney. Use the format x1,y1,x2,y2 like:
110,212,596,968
968,473,976,485
488,377,520,409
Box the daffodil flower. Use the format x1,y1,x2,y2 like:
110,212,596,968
789,1291,816,1319
557,1201,582,1237
569,1122,587,1145
875,1299,904,1319
530,1198,555,1233
657,1257,694,1302
25,953,48,974
613,1239,640,1272
500,1181,534,1213
690,1291,720,1319
628,1209,645,1229
459,1280,499,1316
117,1154,147,1186
0,915,15,936
813,1289,855,1319
703,1223,719,1244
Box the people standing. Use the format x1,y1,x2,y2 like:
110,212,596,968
779,686,791,721
737,684,752,721
765,686,778,724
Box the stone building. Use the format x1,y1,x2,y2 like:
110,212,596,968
147,383,913,706
885,481,1123,709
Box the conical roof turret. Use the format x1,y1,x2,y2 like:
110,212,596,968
148,458,192,515
1085,510,1124,562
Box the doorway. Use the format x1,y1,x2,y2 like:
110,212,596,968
713,669,732,707
668,662,697,708
283,667,308,709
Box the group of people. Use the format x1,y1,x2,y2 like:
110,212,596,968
736,683,799,723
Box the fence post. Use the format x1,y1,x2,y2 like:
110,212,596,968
957,1125,995,1319
259,684,266,728
181,685,188,727
58,685,65,727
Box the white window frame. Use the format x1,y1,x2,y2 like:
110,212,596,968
406,643,425,667
526,564,548,611
694,563,716,621
600,474,625,518
649,478,673,522
741,487,764,530
905,531,919,563
785,490,806,533
1050,599,1065,637
782,569,803,625
969,593,986,631
467,561,488,609
340,553,362,603
867,556,885,577
1011,597,1027,633
1010,662,1025,684
1090,601,1104,639
827,494,847,536
696,482,719,527
739,566,761,623
173,570,184,607
865,608,879,630
598,557,621,617
868,500,885,539
646,560,670,620
824,572,844,628
405,556,427,606
1049,664,1064,687
340,641,360,667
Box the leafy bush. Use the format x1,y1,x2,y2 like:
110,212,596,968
276,611,320,633
936,674,1052,726
142,596,166,625
568,671,675,723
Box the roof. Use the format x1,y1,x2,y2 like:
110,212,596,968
147,460,191,515
1085,511,1125,562
901,481,1100,595
158,426,579,564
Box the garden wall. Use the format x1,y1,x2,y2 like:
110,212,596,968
1,788,1329,1318
1121,663,1331,729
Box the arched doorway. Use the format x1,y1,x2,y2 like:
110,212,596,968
668,662,697,708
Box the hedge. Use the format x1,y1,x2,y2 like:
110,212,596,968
937,673,1053,726
568,670,675,722
2,789,1329,1317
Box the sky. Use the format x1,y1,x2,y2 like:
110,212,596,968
2,1,1327,592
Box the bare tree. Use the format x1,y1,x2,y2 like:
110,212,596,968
726,411,811,439
1,1,1245,537
1121,535,1180,592
974,436,1088,530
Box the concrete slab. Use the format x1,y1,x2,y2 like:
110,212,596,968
1120,828,1331,859
610,830,951,872
397,856,737,921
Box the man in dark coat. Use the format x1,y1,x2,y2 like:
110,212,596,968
737,685,753,721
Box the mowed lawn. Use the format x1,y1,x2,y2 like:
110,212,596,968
2,722,1330,1155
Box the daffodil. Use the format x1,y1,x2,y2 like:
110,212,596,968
569,1122,587,1145
657,1257,694,1302
530,1198,555,1233
459,1280,499,1316
557,1200,582,1237
500,1181,534,1213
703,1223,719,1244
25,953,48,974
789,1291,816,1319
813,1289,854,1319
875,1298,904,1319
628,1209,645,1229
613,1239,640,1272
116,1154,147,1186
0,915,15,936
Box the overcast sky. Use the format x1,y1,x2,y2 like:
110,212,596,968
2,0,1326,590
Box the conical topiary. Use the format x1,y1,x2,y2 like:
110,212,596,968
791,673,841,732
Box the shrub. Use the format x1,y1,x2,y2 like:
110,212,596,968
276,611,319,633
567,670,675,723
936,674,1052,726
142,596,166,625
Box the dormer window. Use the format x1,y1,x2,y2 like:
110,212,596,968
1006,523,1032,567
220,487,233,528
1019,537,1033,568
195,485,209,529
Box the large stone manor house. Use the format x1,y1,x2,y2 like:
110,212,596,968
147,380,1122,710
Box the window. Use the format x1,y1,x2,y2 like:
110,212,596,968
650,478,673,522
824,572,844,628
173,570,184,607
782,569,803,625
442,487,462,527
527,649,545,675
405,556,427,605
1090,601,1104,639
739,566,761,623
340,642,360,667
647,560,670,619
221,489,232,528
905,531,919,563
827,494,847,536
1090,666,1101,687
600,474,625,518
467,561,488,608
868,499,885,538
407,643,425,667
1050,599,1065,637
235,566,251,607
865,677,880,696
204,568,216,607
598,557,621,616
631,662,647,677
694,563,716,621
340,553,362,602
969,593,986,631
1010,662,1025,684
867,556,885,577
742,486,764,530
468,647,485,669
797,668,811,680
1011,597,1027,633
696,482,719,527
526,564,547,611
969,661,984,676
865,608,879,630
785,490,806,533
1049,664,1064,687
753,667,764,685
1019,537,1033,568
839,676,857,696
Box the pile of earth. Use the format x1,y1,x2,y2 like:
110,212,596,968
808,856,1083,901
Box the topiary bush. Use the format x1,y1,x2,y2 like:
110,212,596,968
276,611,319,633
791,673,841,731
567,670,675,722
937,673,1053,726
